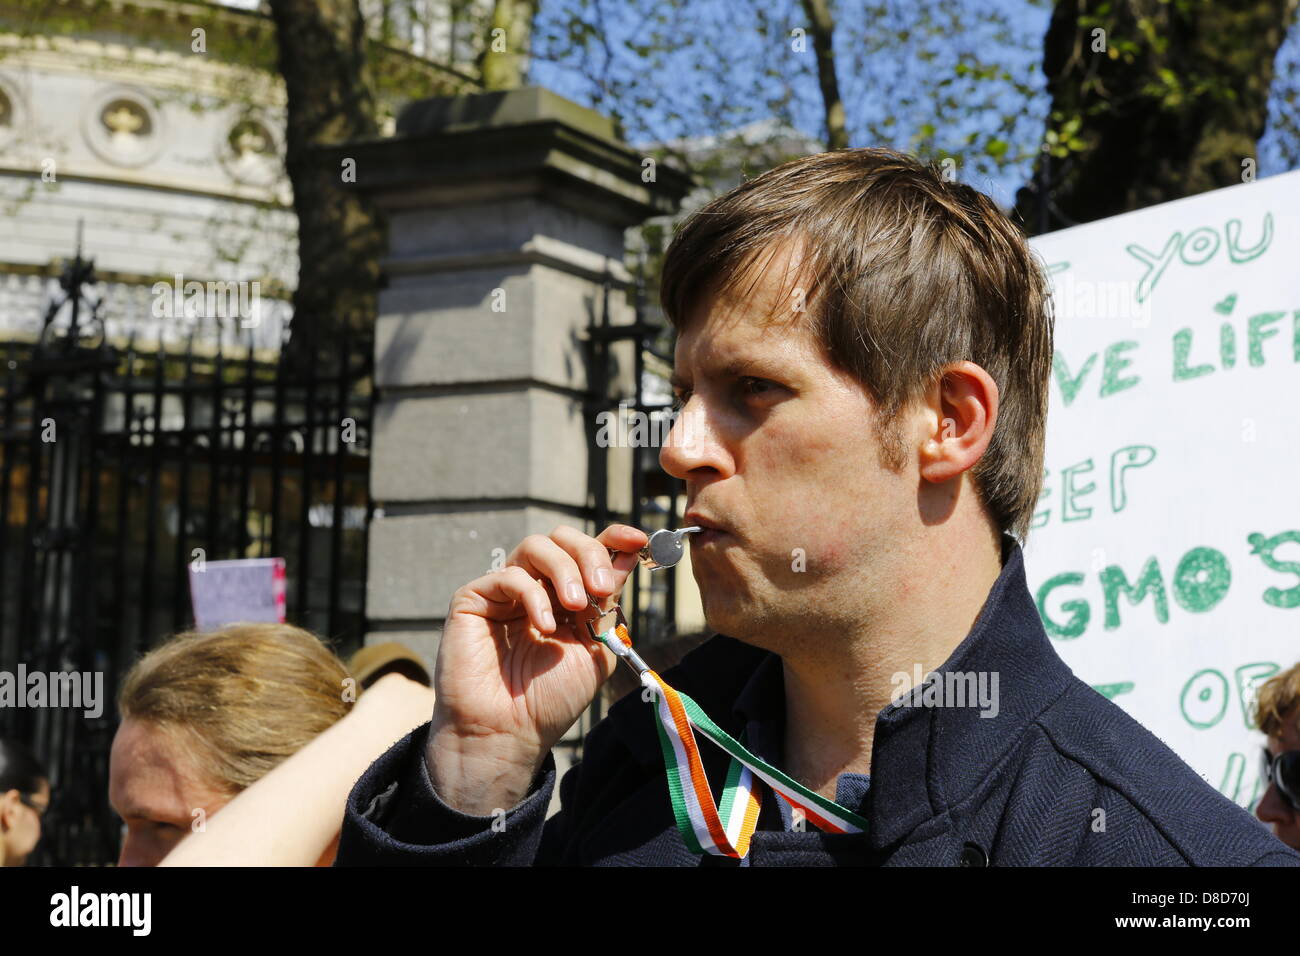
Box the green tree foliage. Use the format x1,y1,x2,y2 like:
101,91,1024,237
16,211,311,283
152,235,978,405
1016,0,1300,234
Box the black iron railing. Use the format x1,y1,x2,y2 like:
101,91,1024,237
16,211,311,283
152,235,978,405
0,251,373,865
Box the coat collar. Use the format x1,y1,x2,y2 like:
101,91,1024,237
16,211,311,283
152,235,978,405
863,534,1074,848
603,534,1075,851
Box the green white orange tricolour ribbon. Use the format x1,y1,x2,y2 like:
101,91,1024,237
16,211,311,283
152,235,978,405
592,622,869,858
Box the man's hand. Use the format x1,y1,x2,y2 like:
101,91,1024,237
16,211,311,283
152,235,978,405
425,524,648,815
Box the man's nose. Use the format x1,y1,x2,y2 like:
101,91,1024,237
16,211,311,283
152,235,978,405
659,403,723,479
1255,783,1290,826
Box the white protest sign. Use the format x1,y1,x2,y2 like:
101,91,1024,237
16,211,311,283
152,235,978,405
1024,169,1300,811
189,557,287,631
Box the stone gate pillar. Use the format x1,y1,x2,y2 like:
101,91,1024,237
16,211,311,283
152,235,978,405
345,87,692,684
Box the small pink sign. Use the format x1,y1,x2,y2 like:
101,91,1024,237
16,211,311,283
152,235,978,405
189,557,288,631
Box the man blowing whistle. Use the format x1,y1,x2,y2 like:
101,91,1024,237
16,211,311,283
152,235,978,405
336,148,1300,867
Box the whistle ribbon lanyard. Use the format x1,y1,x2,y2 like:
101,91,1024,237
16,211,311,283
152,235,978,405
593,624,869,859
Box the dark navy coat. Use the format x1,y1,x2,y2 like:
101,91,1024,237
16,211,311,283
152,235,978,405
336,538,1300,866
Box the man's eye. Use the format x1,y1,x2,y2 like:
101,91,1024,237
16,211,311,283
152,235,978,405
740,377,776,396
671,390,691,411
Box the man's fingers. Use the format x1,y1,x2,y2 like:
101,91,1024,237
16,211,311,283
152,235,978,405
598,525,648,604
596,523,650,558
551,524,648,598
507,535,589,612
461,525,651,636
548,525,621,599
456,566,557,634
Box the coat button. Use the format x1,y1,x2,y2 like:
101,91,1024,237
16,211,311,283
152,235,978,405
958,842,988,867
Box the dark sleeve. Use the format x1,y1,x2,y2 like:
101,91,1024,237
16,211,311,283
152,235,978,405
334,721,561,866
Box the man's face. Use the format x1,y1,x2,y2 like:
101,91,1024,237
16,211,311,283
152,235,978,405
1256,708,1300,850
660,242,919,648
109,718,231,867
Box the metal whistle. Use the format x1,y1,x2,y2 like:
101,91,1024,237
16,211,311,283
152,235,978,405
636,526,703,571
587,527,701,666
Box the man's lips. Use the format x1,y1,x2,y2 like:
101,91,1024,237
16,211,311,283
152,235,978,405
683,513,729,545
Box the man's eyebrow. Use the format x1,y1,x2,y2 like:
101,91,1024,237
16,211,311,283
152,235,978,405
669,358,777,392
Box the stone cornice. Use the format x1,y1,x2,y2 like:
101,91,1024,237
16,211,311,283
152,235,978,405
0,36,286,106
0,0,475,90
0,164,292,207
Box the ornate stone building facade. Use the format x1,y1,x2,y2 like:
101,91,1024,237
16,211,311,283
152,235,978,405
0,0,474,351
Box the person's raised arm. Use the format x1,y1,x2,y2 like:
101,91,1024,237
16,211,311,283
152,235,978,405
159,673,436,867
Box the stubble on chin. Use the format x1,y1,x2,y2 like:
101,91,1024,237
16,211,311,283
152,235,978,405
697,583,799,653
696,546,787,619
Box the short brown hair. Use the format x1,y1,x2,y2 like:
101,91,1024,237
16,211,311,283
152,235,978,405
1255,664,1300,738
659,147,1053,541
118,623,352,796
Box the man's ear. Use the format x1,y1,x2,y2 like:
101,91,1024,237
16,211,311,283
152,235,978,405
917,361,999,484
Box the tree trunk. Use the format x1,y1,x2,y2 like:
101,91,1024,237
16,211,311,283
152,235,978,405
800,0,848,150
267,0,385,366
479,0,538,91
1017,0,1299,235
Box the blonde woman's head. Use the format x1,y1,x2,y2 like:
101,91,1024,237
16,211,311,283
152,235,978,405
109,623,351,866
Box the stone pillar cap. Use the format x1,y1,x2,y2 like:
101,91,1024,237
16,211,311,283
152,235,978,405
397,86,621,144
328,86,694,227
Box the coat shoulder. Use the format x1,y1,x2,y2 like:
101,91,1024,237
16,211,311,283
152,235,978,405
1028,677,1298,866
